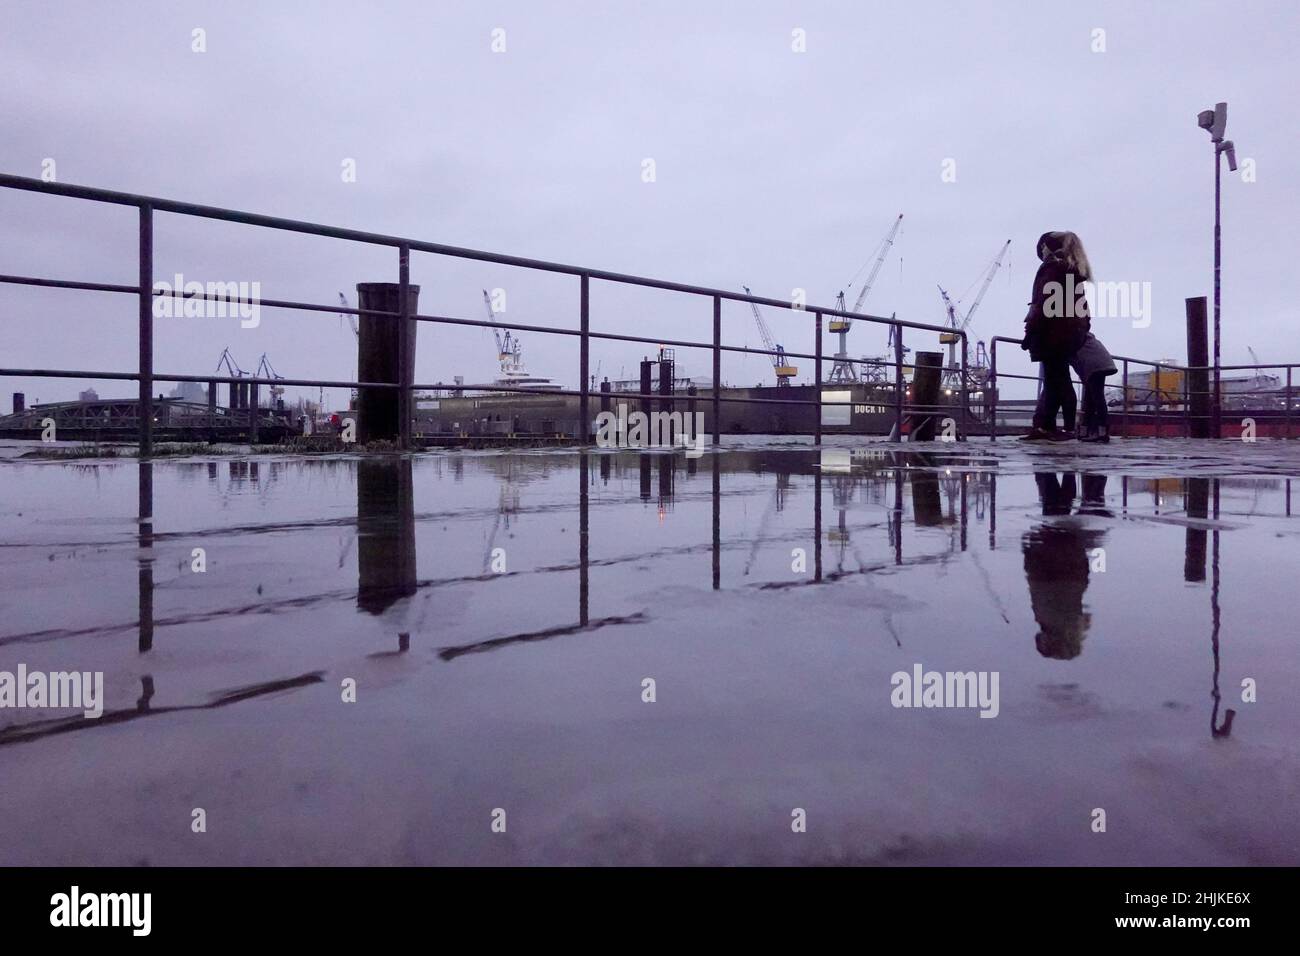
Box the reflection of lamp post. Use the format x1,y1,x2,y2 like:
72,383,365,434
1197,102,1238,437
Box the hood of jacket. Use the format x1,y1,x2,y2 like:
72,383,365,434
1037,231,1070,262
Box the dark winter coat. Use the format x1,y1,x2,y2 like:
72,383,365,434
1021,234,1090,362
1070,331,1117,382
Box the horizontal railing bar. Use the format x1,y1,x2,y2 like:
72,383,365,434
409,311,896,367
989,334,1300,376
0,174,956,337
412,382,904,408
0,274,138,295
0,368,399,389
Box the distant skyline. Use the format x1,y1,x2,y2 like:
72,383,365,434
3,0,1297,410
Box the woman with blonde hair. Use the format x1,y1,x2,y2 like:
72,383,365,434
1020,231,1092,440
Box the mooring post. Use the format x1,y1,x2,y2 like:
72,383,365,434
397,245,412,450
711,295,721,446
910,351,944,441
1186,296,1210,438
357,280,420,445
988,339,998,441
1122,360,1129,436
580,274,590,445
959,334,969,440
892,324,904,442
658,349,674,446
138,203,153,457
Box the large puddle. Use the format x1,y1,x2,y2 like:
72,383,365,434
1,438,1298,864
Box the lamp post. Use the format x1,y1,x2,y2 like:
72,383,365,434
1197,102,1237,438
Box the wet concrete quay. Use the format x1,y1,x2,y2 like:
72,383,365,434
1,437,1298,865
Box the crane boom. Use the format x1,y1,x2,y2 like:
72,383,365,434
962,239,1011,331
742,285,797,386
850,213,904,314
338,292,357,337
481,289,507,359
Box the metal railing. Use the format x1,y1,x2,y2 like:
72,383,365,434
0,173,969,452
988,335,1298,439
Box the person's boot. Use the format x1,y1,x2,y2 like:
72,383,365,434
1021,426,1054,441
1080,424,1110,443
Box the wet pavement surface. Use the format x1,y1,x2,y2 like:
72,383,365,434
1,437,1298,865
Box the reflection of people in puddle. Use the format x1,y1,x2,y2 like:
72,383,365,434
1022,472,1109,659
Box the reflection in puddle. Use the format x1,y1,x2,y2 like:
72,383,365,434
1,441,1297,864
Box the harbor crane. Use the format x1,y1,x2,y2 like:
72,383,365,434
215,346,245,380
742,285,797,387
831,213,904,384
482,289,525,377
938,239,1010,391
336,292,360,411
337,292,358,337
254,353,285,404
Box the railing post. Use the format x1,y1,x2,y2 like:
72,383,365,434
814,309,822,445
249,381,259,444
1287,367,1293,440
579,274,590,445
138,203,153,456
712,295,721,446
959,334,969,441
892,324,903,443
1183,370,1190,438
1122,360,1129,437
988,338,997,441
398,243,412,449
1154,364,1162,438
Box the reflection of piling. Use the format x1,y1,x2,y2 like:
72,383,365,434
658,453,673,503
1184,477,1209,582
137,462,154,654
579,453,589,626
911,469,943,525
356,459,418,614
711,454,721,589
639,453,652,500
357,282,420,445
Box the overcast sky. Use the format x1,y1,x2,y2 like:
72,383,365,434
3,0,1297,409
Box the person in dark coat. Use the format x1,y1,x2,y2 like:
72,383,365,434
1021,231,1092,440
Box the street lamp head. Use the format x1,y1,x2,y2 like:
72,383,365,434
1222,140,1238,172
1198,102,1228,142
